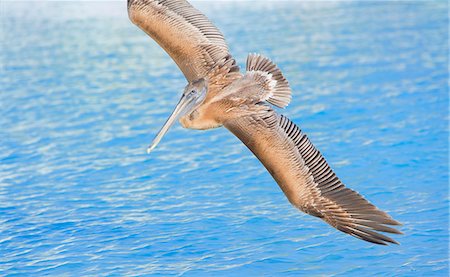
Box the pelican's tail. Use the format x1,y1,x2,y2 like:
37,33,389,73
245,53,291,108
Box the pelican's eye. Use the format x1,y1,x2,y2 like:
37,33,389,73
185,89,196,98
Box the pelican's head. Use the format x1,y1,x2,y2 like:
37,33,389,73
146,78,207,154
179,78,208,127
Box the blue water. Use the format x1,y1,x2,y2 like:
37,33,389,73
1,1,448,275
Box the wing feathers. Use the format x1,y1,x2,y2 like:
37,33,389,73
225,110,401,245
279,114,402,244
128,0,233,81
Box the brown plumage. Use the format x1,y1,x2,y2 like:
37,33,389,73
128,0,402,245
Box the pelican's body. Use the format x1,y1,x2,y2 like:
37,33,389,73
128,0,402,245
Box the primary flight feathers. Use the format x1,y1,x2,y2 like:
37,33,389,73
128,0,231,81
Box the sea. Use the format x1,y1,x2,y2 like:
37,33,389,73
1,1,448,276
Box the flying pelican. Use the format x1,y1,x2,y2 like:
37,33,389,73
127,0,402,245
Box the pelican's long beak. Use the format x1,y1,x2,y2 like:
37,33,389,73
147,91,198,154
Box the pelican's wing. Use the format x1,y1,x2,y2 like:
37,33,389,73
224,107,402,245
128,0,235,81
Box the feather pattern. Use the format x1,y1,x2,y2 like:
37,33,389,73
225,108,401,245
245,54,291,108
128,0,236,81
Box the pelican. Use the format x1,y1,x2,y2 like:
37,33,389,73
127,0,402,245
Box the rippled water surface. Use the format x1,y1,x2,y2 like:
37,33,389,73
1,1,448,276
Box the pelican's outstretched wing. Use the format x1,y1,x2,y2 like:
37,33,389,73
128,0,236,81
224,107,402,245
